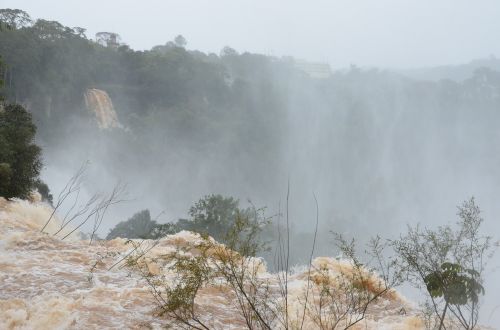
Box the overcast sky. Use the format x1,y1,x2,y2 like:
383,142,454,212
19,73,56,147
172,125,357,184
2,0,500,69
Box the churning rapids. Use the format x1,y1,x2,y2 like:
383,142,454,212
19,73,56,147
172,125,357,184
0,196,425,329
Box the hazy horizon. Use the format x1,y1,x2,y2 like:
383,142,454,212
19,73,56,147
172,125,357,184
2,0,500,70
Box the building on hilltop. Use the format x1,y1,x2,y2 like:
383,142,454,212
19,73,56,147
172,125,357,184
294,60,332,79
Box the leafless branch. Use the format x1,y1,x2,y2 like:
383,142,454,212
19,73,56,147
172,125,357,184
40,161,88,232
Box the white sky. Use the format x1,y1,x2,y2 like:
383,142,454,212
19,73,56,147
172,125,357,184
1,0,500,69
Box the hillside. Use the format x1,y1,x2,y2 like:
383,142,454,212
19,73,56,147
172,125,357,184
400,57,500,82
3,12,500,247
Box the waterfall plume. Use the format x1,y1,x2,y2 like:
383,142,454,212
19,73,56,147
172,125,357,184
84,89,121,129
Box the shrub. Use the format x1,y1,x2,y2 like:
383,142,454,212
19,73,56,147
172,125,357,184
178,194,241,242
106,209,158,239
392,198,497,329
34,179,53,204
0,103,42,199
126,209,277,329
125,207,400,330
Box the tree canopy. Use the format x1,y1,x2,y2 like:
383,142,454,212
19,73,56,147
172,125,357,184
106,209,157,239
0,103,42,199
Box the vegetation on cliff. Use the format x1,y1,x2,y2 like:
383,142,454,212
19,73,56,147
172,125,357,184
0,104,41,199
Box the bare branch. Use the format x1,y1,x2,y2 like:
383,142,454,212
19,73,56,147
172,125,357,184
40,161,88,232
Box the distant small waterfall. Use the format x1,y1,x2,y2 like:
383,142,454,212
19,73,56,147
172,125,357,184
84,89,121,129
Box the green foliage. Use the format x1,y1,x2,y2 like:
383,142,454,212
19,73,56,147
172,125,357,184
174,195,269,254
106,195,268,259
0,103,42,199
180,194,240,241
106,209,158,239
0,21,12,32
126,205,399,330
34,179,53,204
0,9,32,29
304,234,402,329
174,35,187,48
3,11,500,250
0,163,12,189
424,262,484,306
0,12,288,168
0,55,4,100
126,208,275,329
393,198,496,329
157,251,214,328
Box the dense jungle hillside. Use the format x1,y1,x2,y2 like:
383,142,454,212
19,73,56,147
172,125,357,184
2,10,500,249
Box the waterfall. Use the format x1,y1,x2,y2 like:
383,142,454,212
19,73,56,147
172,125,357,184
84,88,121,129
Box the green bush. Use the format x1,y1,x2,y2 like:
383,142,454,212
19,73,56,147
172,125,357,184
177,194,241,242
0,103,42,199
392,198,496,329
106,195,268,254
0,163,12,190
106,209,157,239
34,179,53,204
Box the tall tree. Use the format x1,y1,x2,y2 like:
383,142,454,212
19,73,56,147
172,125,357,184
174,34,187,48
0,103,42,199
0,9,32,29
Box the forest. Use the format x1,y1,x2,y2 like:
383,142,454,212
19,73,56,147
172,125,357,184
2,9,500,246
